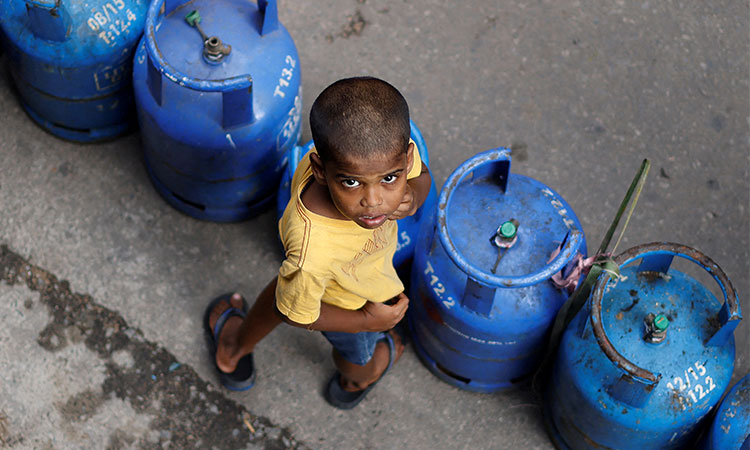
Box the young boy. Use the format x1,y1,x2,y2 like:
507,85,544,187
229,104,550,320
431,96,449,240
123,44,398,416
203,77,432,409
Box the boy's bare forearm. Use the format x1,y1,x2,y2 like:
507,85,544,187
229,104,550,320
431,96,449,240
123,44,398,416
277,302,367,333
277,294,409,333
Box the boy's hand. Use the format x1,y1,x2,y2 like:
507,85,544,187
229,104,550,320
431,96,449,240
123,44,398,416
360,293,409,332
389,161,431,221
389,185,418,221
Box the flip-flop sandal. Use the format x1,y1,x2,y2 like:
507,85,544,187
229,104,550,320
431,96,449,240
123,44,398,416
203,293,256,391
324,331,396,410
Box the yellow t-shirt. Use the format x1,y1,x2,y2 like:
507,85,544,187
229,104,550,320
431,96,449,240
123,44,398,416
275,142,423,324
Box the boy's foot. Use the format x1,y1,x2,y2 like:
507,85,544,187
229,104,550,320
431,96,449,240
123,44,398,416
324,329,405,409
203,293,256,391
341,328,405,392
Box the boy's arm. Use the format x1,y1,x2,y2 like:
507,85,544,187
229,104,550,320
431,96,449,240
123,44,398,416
276,292,409,333
389,161,432,220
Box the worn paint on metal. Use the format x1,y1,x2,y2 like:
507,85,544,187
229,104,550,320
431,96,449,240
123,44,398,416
545,242,742,450
408,148,587,392
0,0,147,141
133,0,301,222
437,148,583,289
701,374,750,450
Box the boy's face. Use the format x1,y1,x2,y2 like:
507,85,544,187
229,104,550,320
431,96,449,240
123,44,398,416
311,143,414,229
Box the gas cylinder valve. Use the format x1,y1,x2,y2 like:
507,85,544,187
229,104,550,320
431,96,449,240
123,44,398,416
643,312,669,343
491,219,519,248
185,10,232,63
490,219,519,274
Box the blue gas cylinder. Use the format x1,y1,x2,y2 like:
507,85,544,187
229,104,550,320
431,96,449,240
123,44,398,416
0,0,147,142
408,148,587,392
544,242,743,450
275,120,438,271
702,373,750,450
132,0,301,222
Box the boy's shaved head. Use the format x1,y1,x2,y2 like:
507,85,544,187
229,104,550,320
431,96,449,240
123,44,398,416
310,77,410,162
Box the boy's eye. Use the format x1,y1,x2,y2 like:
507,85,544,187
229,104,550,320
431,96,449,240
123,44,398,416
342,179,360,188
382,174,397,184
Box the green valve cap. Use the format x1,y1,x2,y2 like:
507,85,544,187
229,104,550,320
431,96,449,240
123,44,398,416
185,10,201,26
500,221,517,239
654,314,669,331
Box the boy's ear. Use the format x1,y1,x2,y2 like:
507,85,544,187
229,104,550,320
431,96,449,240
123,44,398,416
309,152,328,186
406,141,415,174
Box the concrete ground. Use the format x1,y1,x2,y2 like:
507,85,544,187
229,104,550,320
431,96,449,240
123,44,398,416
0,0,748,449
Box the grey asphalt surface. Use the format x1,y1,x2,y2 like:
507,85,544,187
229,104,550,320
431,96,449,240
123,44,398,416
1,1,748,449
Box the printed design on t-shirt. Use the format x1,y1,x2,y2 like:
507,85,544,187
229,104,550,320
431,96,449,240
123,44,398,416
341,226,390,281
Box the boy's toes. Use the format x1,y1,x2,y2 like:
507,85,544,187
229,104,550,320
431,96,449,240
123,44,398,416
208,293,246,332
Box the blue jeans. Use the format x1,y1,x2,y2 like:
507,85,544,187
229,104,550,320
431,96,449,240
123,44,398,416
321,330,384,366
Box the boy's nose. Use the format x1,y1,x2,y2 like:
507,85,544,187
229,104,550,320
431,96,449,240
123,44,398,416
361,186,383,208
